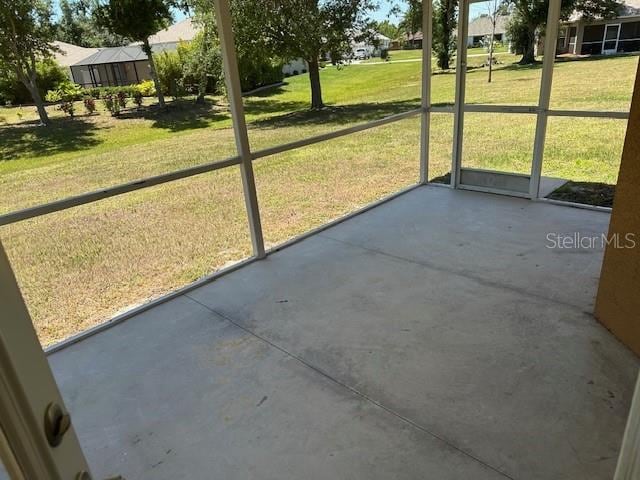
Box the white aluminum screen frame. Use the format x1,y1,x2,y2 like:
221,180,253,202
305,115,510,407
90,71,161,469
0,0,636,476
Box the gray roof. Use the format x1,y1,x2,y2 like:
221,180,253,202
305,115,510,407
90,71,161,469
51,41,99,67
146,17,198,44
72,46,148,66
467,15,510,37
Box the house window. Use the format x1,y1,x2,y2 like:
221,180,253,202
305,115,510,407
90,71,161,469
557,27,568,50
581,24,605,54
619,21,640,52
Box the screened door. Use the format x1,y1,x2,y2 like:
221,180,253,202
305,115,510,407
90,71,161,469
604,24,621,54
0,242,94,479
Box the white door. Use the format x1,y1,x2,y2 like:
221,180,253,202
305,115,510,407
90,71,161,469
0,241,94,479
603,24,621,54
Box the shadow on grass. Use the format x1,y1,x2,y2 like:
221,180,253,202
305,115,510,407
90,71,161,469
247,98,423,130
118,98,230,132
0,116,100,162
246,84,288,98
555,52,640,65
244,98,311,117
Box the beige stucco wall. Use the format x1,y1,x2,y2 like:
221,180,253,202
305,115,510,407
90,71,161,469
595,60,640,357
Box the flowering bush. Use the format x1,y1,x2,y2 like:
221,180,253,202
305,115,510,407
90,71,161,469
116,91,127,109
133,90,143,109
59,100,75,117
83,97,96,115
102,93,120,116
136,80,156,97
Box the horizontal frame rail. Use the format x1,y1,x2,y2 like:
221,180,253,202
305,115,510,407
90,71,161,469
429,104,630,119
251,108,422,160
0,156,241,227
0,109,423,227
0,103,627,229
464,104,538,114
547,109,629,119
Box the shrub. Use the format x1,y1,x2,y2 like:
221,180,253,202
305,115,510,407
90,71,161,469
116,91,128,109
45,89,62,103
45,81,84,117
133,90,143,108
136,80,156,97
0,59,68,105
83,97,96,114
154,50,184,97
61,82,84,101
237,55,284,91
45,81,84,104
292,70,299,76
88,87,103,99
102,93,120,116
59,100,75,117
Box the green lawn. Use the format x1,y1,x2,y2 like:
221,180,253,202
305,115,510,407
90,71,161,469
0,53,636,345
361,45,509,63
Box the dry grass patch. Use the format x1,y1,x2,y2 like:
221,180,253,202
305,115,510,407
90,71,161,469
0,53,637,346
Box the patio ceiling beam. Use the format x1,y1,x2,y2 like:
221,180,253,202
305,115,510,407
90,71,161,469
420,0,434,184
530,0,562,198
214,0,266,259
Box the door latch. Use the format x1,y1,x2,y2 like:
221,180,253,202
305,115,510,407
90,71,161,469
43,402,71,447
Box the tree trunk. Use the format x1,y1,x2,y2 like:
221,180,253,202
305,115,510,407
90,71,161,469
307,58,324,110
518,26,537,64
438,52,450,70
488,22,496,82
22,77,49,126
196,71,207,104
143,38,166,108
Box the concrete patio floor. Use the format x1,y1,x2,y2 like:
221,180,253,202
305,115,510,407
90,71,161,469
49,186,639,480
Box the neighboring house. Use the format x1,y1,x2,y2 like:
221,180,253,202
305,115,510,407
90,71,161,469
51,41,98,82
282,59,308,76
63,19,199,88
403,31,424,49
559,0,640,55
143,17,198,50
70,46,151,88
351,32,392,57
467,15,510,47
57,19,199,89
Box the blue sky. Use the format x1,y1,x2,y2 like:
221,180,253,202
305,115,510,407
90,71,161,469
53,1,483,27
53,0,403,23
172,1,402,23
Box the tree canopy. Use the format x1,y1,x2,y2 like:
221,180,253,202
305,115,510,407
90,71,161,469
231,0,377,109
0,0,57,124
401,0,458,69
94,0,175,107
56,0,130,47
506,0,621,63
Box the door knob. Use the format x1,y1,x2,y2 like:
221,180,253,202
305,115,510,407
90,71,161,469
43,402,71,448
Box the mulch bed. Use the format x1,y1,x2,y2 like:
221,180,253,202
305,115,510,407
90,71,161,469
547,181,615,208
